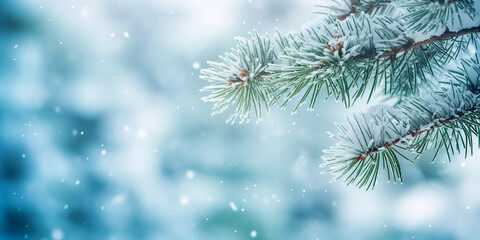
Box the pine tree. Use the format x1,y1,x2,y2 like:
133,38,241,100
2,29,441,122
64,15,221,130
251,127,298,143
200,0,480,190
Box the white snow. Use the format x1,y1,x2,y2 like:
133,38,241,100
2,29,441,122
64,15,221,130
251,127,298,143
192,62,200,69
179,196,189,205
229,202,238,211
52,229,63,240
185,170,195,179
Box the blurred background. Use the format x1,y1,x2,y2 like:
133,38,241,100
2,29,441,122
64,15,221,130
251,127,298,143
1,0,480,239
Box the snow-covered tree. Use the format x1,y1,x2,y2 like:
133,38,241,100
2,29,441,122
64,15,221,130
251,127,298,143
200,0,480,189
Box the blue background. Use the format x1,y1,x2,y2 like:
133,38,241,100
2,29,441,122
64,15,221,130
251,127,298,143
1,0,479,239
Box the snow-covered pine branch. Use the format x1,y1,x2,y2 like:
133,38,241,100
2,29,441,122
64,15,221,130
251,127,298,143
268,13,408,109
201,0,480,123
315,0,397,21
200,32,276,124
321,55,480,190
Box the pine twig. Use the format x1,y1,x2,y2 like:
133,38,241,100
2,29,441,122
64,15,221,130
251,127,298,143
379,26,480,59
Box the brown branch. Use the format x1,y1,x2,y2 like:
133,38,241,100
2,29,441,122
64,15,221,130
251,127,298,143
338,12,355,21
335,1,480,59
353,113,466,163
378,26,480,59
228,25,479,91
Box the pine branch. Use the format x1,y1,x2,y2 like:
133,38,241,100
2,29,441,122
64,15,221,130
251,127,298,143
200,0,480,190
339,0,395,20
380,47,441,103
201,0,479,123
377,32,479,103
353,106,473,163
379,26,480,58
400,0,478,42
268,13,408,108
322,56,480,190
315,0,396,20
200,32,276,124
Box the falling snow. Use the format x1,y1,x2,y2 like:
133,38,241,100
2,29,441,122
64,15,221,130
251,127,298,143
2,1,480,240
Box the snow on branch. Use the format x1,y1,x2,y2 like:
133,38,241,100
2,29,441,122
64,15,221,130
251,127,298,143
316,0,397,20
200,0,480,124
200,32,276,124
199,0,480,190
401,0,479,42
321,56,480,190
268,13,407,109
